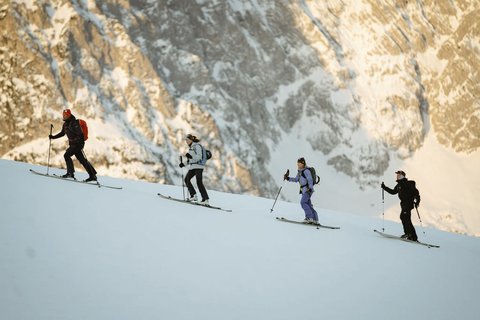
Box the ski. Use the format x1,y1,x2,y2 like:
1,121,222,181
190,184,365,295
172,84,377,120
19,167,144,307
276,217,340,229
29,169,122,190
157,193,232,212
373,229,440,248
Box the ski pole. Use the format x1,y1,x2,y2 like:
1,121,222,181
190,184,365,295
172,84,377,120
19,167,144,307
382,186,385,232
47,124,53,175
180,155,185,201
270,184,283,214
415,207,426,235
270,170,288,213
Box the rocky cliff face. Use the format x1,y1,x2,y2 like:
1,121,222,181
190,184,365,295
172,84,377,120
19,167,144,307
1,0,478,199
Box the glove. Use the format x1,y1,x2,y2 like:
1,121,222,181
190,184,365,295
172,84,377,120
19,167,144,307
414,200,420,208
179,163,185,168
381,182,385,189
49,134,53,140
283,169,289,181
185,153,192,159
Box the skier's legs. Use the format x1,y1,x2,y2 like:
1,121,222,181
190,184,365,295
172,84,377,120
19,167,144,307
184,169,197,197
400,209,417,240
399,210,408,234
82,149,97,176
300,192,315,220
309,197,319,222
64,146,76,173
74,147,96,177
194,169,209,201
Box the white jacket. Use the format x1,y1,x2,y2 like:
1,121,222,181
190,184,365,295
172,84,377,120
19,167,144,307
187,142,205,170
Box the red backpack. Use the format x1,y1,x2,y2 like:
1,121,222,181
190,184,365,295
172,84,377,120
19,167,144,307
78,119,88,141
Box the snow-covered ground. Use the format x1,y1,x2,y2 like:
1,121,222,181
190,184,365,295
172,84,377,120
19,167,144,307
1,159,479,320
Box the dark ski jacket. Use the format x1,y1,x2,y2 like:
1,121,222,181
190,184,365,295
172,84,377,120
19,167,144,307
51,115,84,146
383,178,420,210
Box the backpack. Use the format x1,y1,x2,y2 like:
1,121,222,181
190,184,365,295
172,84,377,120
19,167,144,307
78,119,88,141
301,167,320,185
404,180,420,202
199,144,212,165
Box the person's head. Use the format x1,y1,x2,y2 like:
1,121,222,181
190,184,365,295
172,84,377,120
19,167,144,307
62,109,72,121
297,157,306,169
185,134,199,146
395,170,406,181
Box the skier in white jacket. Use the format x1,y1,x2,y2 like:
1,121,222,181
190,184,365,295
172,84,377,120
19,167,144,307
179,134,210,205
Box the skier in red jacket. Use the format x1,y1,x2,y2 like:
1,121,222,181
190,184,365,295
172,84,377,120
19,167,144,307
49,109,97,182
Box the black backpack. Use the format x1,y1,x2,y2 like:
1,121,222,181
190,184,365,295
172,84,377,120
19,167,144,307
404,180,420,201
301,167,320,185
199,145,212,165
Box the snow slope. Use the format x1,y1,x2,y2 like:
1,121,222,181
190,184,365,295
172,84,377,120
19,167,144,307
1,159,479,320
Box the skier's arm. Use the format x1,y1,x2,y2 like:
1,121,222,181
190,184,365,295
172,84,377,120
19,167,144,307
288,172,300,183
381,183,397,195
50,126,65,139
414,187,421,207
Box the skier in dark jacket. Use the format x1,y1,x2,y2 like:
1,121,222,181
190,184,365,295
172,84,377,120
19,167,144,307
284,157,319,224
381,170,420,241
49,109,97,182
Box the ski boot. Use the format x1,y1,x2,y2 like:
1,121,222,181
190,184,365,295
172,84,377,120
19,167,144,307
84,175,97,183
62,172,75,179
187,195,198,202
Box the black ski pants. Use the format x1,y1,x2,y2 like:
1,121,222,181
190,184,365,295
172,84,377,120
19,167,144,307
185,169,209,201
400,207,418,241
64,143,96,177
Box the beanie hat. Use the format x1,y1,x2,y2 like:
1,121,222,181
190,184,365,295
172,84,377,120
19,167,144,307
63,109,72,118
297,157,306,165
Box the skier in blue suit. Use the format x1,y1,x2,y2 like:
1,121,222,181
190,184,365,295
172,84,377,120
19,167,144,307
284,157,319,224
